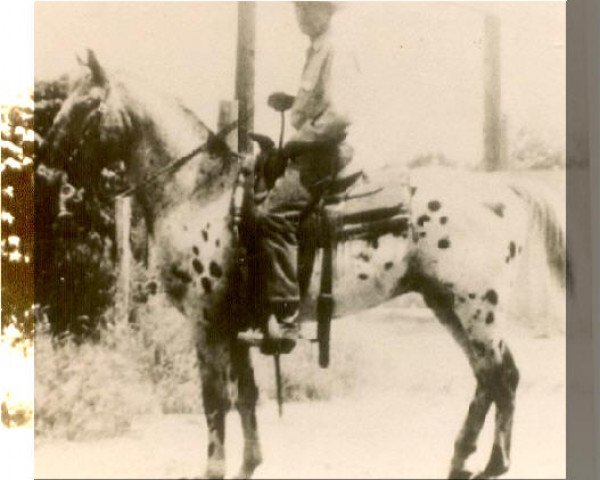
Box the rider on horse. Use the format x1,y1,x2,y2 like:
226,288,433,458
255,1,361,353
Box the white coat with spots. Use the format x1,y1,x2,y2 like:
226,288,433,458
46,53,567,480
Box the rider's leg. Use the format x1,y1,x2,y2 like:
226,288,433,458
256,163,313,352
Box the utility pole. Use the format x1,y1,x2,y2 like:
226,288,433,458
483,14,502,170
235,2,256,154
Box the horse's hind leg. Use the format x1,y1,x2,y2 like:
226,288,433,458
451,336,519,479
198,337,232,479
231,344,263,479
420,279,518,479
429,305,493,479
475,342,519,479
449,383,493,478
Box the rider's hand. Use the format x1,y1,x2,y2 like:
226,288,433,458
240,154,256,176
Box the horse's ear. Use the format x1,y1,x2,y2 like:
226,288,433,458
87,49,107,86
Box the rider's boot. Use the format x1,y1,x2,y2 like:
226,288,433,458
261,302,300,355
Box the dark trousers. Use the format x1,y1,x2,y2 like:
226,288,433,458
256,144,351,309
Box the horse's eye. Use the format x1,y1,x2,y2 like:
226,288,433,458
84,97,99,108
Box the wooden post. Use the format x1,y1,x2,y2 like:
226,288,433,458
501,113,509,169
235,1,256,154
218,100,239,152
483,14,502,171
115,196,132,323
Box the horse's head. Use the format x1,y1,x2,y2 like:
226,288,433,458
44,49,134,181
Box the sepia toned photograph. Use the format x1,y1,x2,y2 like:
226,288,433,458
1,1,570,479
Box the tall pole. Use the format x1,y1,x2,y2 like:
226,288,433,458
483,14,502,171
235,2,256,154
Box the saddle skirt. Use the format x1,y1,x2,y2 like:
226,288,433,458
296,169,412,320
230,157,412,365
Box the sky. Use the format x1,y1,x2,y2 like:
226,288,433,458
28,1,565,168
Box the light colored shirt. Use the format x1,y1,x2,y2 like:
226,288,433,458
290,29,361,144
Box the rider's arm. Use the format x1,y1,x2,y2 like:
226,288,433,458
290,45,361,144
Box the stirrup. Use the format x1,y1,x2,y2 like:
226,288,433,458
237,316,299,355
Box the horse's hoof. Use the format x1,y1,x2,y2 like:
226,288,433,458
233,470,253,480
448,468,474,479
233,458,262,479
203,468,225,480
471,470,506,480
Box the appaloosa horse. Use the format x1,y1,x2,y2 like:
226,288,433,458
44,50,566,479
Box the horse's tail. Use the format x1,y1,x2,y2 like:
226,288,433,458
508,175,571,292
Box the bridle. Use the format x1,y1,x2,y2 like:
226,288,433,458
115,119,241,198
55,86,241,199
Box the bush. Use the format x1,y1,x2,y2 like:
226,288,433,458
34,77,136,337
511,127,565,170
34,313,158,440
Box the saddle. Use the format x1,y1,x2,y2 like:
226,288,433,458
231,137,411,367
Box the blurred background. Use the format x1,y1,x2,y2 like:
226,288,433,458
34,1,565,168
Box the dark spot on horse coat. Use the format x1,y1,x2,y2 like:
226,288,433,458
486,312,495,324
473,309,481,319
410,186,417,197
201,277,213,294
202,230,209,242
440,216,448,225
457,296,466,303
171,265,192,283
208,442,216,457
508,241,516,258
471,340,487,357
393,229,409,239
193,246,199,255
438,237,450,249
368,238,379,249
146,281,157,295
468,293,476,299
482,289,499,305
428,200,441,212
215,239,220,248
358,273,369,280
357,252,370,262
484,202,505,218
209,261,223,278
417,214,431,227
419,231,427,238
164,266,191,299
384,261,394,270
193,259,204,274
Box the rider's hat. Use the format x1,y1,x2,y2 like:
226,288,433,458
294,1,345,13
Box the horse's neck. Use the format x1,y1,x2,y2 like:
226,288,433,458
122,83,235,221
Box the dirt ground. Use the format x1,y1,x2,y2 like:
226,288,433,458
34,310,565,479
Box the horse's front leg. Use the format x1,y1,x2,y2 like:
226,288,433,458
232,343,263,479
198,336,232,479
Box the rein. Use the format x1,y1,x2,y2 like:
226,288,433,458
115,119,240,198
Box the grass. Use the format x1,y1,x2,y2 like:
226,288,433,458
35,287,563,441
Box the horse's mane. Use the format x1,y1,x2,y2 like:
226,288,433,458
48,64,237,202
108,70,213,157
